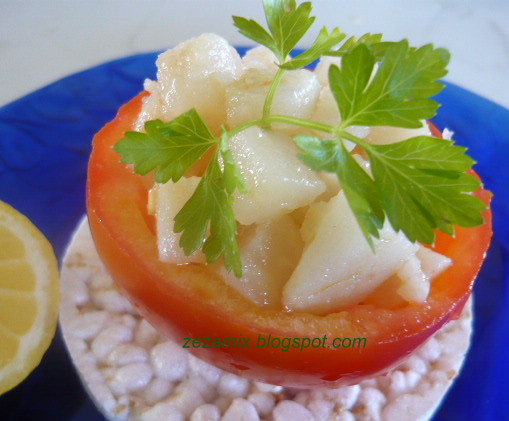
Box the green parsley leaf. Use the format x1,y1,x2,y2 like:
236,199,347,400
114,109,217,183
280,26,345,70
295,135,384,248
263,0,314,61
174,153,243,277
296,132,485,247
234,0,315,64
329,44,375,124
329,33,386,59
232,16,276,55
220,131,249,195
330,41,450,128
360,136,486,244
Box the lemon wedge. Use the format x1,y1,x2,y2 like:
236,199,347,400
0,200,59,395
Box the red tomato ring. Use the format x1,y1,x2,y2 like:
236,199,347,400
86,92,492,387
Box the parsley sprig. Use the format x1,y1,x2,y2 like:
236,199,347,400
173,149,243,277
114,0,486,276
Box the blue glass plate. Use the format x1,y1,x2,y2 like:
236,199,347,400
0,50,507,420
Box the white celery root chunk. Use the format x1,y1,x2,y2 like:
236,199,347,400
212,214,304,309
240,45,279,72
417,245,452,281
226,67,321,134
282,192,420,315
149,177,205,264
312,56,370,141
230,126,325,225
396,246,452,302
396,255,430,302
310,87,370,141
135,33,242,133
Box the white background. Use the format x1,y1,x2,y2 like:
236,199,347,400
2,0,509,108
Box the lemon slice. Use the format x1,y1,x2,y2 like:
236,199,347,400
0,200,59,396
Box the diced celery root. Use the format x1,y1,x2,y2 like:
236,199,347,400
396,255,430,302
212,215,304,309
135,33,242,133
314,56,342,86
231,127,325,225
241,46,279,72
142,41,452,315
364,246,453,307
310,87,370,142
282,193,419,315
300,201,328,244
226,68,321,134
416,245,452,281
316,172,341,202
150,177,205,264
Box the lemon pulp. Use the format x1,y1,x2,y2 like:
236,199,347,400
0,201,59,395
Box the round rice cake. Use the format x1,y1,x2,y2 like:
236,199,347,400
60,217,473,421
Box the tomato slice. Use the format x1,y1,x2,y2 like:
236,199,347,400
87,92,492,387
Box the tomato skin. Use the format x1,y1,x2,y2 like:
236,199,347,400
87,93,492,388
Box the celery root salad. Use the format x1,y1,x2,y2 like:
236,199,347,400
85,0,492,392
112,0,487,317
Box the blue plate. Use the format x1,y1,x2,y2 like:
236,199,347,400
0,50,507,420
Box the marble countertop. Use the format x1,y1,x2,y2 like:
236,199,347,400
2,0,508,108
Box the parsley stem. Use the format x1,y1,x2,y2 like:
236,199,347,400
227,120,264,138
262,67,286,122
265,115,335,133
227,116,334,140
340,130,368,147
